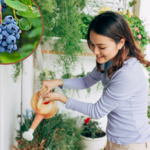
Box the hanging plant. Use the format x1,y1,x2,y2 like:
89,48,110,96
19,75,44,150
96,81,104,91
35,0,86,75
38,68,56,92
33,0,57,40
147,106,150,124
86,87,91,98
11,61,24,82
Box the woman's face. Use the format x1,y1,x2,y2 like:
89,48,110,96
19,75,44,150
89,30,125,64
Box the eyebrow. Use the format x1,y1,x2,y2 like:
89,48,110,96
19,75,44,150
89,41,106,45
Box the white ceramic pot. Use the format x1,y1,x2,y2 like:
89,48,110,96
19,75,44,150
80,134,107,150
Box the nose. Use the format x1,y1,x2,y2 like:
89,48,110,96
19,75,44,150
93,47,100,55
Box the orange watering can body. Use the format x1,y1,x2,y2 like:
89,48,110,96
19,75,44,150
23,88,58,141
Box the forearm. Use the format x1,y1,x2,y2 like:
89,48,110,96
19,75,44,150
56,79,63,87
58,66,102,90
57,93,69,104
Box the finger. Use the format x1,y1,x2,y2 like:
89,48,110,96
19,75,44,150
41,94,49,99
40,84,46,95
38,91,42,98
43,88,51,95
42,98,50,104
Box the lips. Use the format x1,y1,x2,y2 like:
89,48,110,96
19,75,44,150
97,56,103,58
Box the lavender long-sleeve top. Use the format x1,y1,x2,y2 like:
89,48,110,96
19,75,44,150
58,57,150,145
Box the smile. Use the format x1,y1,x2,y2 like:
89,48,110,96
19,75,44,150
96,56,104,59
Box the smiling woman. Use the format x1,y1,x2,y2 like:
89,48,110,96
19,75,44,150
37,10,150,150
86,11,150,79
88,31,126,66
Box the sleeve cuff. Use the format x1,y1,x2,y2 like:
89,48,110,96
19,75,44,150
65,97,72,108
58,85,63,89
58,79,69,90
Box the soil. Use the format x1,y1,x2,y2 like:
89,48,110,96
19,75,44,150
81,130,106,138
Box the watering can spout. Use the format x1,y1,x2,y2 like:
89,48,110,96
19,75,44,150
23,128,34,141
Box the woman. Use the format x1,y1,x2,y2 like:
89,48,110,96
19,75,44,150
39,11,150,150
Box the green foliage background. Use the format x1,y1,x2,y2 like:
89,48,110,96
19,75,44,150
34,0,86,75
14,110,86,149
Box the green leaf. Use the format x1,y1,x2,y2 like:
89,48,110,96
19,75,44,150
16,7,40,18
20,44,34,59
19,18,32,30
5,0,28,11
21,0,33,5
31,18,42,27
28,26,42,38
0,51,21,64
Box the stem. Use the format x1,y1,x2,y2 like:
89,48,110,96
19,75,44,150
29,0,34,11
13,9,19,21
29,5,34,11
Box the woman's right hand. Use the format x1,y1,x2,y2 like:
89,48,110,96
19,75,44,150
38,79,63,98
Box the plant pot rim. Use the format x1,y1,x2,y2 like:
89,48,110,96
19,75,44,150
80,134,107,141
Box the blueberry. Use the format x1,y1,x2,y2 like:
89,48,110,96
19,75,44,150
0,46,5,53
13,44,17,51
13,20,17,25
2,41,7,47
7,23,17,34
6,35,16,44
2,31,9,39
7,44,14,50
10,33,16,36
1,22,7,30
0,28,2,33
5,49,12,53
5,16,14,24
15,26,20,33
0,34,2,40
16,33,20,40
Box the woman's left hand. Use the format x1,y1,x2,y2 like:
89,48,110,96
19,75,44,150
40,92,69,104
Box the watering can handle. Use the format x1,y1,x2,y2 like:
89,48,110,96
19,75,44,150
37,87,48,111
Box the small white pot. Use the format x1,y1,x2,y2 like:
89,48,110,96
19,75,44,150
80,134,107,150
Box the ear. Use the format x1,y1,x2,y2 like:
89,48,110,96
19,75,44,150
118,38,126,49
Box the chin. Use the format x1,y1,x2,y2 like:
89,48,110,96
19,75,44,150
96,58,105,63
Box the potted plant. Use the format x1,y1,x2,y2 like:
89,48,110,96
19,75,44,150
12,110,86,150
79,117,107,150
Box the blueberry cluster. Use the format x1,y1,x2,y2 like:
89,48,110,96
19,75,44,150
1,0,8,13
0,16,21,53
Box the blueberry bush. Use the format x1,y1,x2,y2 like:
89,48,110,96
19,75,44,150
0,0,43,64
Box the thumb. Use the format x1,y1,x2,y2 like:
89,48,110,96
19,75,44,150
40,84,46,95
42,94,49,99
43,88,51,95
42,97,50,104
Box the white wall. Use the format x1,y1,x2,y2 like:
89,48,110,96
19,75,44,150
0,55,34,150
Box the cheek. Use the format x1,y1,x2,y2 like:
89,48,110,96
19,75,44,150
103,47,117,58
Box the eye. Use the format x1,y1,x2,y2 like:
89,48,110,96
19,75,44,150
99,47,105,49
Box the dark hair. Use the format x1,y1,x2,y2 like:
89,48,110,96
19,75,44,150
87,11,150,79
